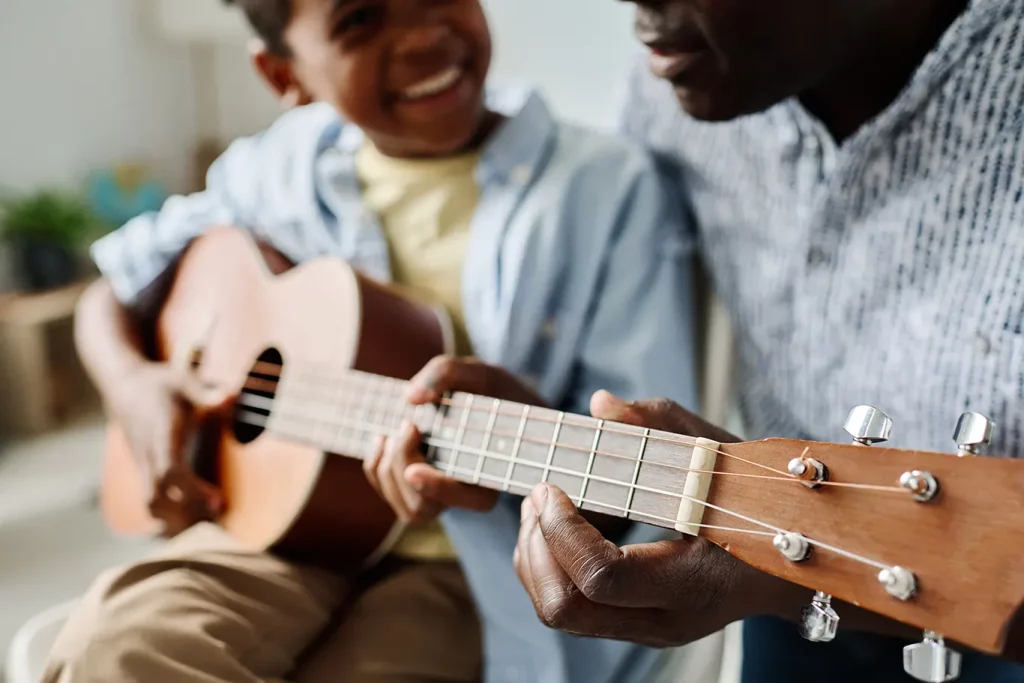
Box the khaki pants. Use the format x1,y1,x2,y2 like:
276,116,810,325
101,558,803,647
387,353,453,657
43,524,482,683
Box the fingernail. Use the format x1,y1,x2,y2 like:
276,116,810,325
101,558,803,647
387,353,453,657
401,420,416,437
530,484,548,515
521,496,535,522
598,390,626,406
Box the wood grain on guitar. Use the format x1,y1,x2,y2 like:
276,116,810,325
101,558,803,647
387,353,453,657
100,226,1024,661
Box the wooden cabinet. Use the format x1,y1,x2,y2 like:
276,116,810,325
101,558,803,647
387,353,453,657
0,283,101,437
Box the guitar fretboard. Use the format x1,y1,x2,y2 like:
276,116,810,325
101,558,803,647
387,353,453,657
240,366,703,531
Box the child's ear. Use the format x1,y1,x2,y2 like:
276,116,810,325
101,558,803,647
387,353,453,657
249,39,313,109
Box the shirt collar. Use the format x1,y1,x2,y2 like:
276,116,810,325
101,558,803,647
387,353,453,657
331,85,557,186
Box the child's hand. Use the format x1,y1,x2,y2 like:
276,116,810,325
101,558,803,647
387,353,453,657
362,356,547,523
111,362,228,536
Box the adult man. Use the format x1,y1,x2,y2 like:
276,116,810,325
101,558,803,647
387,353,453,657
506,0,1024,680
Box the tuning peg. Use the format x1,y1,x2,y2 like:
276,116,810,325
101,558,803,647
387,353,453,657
800,591,839,642
954,412,994,456
797,406,895,644
844,405,892,445
899,413,996,681
904,631,962,682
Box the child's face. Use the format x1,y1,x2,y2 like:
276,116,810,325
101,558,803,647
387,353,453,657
260,0,492,158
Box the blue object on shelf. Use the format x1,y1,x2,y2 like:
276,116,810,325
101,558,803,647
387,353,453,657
87,165,166,228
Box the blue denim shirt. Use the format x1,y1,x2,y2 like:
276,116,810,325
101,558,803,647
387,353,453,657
93,88,699,683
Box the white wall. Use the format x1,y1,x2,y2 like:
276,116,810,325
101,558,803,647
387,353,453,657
0,0,639,198
207,0,641,140
485,0,638,130
0,0,197,195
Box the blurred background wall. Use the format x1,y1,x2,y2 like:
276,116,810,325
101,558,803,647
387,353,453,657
0,0,638,293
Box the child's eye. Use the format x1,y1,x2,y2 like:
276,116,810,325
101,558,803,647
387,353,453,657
334,6,379,36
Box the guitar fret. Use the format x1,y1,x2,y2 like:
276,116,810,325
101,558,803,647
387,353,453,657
313,373,333,451
330,377,347,454
625,428,650,520
578,419,604,507
503,405,531,492
425,393,448,466
412,402,425,433
449,395,474,477
475,399,501,485
541,412,565,484
380,378,398,431
367,376,382,456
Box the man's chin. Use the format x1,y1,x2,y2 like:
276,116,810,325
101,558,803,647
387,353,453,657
672,87,744,123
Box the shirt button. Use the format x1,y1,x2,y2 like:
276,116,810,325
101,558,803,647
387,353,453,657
806,247,829,267
974,332,992,356
540,318,557,340
511,165,532,186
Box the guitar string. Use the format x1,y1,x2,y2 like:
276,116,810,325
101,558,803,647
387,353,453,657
248,362,789,477
242,381,905,494
236,407,892,573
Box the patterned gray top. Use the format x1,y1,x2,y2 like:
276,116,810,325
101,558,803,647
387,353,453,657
621,0,1024,457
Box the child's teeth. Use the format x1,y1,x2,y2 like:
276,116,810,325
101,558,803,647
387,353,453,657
403,67,462,100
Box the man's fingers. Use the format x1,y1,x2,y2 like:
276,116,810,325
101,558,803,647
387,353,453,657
529,483,721,609
515,493,684,647
405,464,499,511
589,390,646,426
590,391,739,444
589,391,691,433
515,496,544,614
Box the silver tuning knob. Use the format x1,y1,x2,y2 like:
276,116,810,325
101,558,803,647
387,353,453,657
904,631,962,682
799,591,839,642
953,412,994,456
844,405,893,445
799,406,894,644
901,412,994,680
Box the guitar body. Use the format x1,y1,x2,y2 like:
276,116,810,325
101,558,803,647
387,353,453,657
101,226,448,570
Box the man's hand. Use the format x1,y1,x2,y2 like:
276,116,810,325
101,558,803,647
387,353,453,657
512,390,799,647
110,362,228,537
363,356,546,524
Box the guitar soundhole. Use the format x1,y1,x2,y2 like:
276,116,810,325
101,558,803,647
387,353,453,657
233,347,284,445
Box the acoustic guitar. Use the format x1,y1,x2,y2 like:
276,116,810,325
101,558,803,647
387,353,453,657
101,226,1024,679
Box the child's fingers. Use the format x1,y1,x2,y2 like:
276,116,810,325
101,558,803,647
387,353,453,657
362,434,387,495
405,464,499,512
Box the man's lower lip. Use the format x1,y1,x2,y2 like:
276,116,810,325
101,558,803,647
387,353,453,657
648,50,708,81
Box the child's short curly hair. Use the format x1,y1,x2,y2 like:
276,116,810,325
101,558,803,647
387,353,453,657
224,0,293,56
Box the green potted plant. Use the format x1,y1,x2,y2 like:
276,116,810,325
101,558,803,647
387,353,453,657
0,190,107,291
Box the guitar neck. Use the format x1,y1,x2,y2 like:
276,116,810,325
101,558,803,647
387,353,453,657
236,359,1024,657
240,364,706,533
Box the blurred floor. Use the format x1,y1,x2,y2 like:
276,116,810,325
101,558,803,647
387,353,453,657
0,421,157,665
0,423,741,682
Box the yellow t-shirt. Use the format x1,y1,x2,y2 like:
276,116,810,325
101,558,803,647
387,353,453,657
356,141,482,561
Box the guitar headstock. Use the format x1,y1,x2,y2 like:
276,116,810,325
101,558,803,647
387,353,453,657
706,407,1024,679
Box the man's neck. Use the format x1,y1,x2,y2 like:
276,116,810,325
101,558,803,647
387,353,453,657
800,0,969,143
